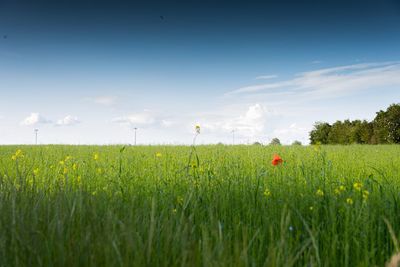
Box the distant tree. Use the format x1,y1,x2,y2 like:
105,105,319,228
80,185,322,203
309,122,331,144
357,120,374,144
327,119,375,144
269,138,281,145
328,120,354,144
348,120,362,144
373,103,400,144
292,140,302,146
252,141,263,146
309,103,400,145
328,121,343,144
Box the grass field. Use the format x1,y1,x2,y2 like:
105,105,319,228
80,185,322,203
0,144,400,266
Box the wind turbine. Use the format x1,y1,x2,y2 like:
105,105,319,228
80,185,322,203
133,127,138,145
34,128,39,145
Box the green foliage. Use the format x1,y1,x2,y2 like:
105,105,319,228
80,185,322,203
269,137,281,145
292,140,302,146
309,103,400,144
0,145,400,266
310,122,331,144
373,104,400,144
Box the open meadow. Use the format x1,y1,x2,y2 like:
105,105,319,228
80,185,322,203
0,145,400,266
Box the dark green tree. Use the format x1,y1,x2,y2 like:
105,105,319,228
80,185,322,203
269,138,281,145
373,104,400,144
310,122,331,144
308,103,399,144
328,120,353,144
358,120,375,144
348,120,362,144
292,140,302,146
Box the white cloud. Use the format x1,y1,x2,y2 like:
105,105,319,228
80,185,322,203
161,119,175,127
112,111,157,127
229,61,400,99
255,74,278,80
93,96,117,106
56,115,80,126
20,113,51,126
199,104,272,139
230,104,268,134
272,123,310,144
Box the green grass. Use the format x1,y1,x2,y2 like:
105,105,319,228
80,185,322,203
0,144,400,266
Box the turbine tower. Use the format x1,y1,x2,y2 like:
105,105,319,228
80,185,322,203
34,128,39,145
133,127,138,145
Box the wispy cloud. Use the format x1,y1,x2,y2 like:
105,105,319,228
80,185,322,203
92,96,117,106
113,113,155,126
228,61,400,99
255,74,278,80
56,115,80,126
161,119,176,127
20,113,52,126
112,109,174,128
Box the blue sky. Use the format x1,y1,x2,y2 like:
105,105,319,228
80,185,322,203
0,0,400,145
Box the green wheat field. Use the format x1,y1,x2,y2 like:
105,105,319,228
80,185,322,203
1,144,400,266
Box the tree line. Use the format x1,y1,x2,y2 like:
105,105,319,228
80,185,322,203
309,103,400,144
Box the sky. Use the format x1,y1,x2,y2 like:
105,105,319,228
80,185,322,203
0,0,400,145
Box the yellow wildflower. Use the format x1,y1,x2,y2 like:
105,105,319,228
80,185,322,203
93,153,99,161
335,185,346,195
313,142,321,152
346,198,354,205
264,188,271,197
33,168,39,176
156,152,162,158
63,167,68,175
316,189,324,197
353,182,363,191
11,149,24,160
59,160,65,166
72,163,78,171
362,190,370,201
177,196,184,205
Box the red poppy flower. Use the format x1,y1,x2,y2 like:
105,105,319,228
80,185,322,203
271,154,283,166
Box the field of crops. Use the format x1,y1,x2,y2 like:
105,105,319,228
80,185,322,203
0,144,400,266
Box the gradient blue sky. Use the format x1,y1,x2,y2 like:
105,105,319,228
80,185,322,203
1,0,400,144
